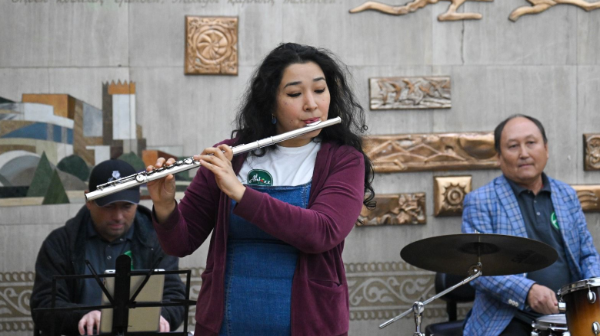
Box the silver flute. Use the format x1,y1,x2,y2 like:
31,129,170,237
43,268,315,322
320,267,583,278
85,116,342,201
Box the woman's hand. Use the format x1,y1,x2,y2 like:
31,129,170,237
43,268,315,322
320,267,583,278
194,144,246,202
147,157,177,223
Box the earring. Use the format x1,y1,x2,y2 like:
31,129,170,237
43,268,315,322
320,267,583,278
271,115,277,124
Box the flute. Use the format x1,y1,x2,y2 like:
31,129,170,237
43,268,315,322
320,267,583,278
85,117,342,201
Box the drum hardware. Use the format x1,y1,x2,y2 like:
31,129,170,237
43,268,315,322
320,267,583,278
531,314,570,336
379,262,482,335
378,233,559,335
558,277,600,336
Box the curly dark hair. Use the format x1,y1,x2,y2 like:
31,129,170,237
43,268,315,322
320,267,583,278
232,42,375,208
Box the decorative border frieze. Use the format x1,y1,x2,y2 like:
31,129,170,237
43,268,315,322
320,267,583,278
0,272,34,332
357,193,426,225
364,132,498,173
434,176,472,217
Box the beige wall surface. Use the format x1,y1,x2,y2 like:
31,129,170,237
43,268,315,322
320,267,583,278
1,0,600,335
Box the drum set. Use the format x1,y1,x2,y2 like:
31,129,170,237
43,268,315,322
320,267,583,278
379,233,599,336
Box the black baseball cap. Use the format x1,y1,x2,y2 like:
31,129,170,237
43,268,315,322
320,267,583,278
88,159,140,206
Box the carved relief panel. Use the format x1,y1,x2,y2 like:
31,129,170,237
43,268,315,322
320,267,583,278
185,16,238,75
357,193,426,226
434,176,472,217
584,134,600,171
572,185,600,212
364,133,498,173
369,77,451,110
350,0,494,22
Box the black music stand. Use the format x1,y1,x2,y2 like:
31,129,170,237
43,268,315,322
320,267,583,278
34,255,195,336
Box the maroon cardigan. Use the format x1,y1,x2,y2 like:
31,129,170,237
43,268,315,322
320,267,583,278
153,140,365,335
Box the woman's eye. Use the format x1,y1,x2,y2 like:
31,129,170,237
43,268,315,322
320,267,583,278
315,89,326,94
287,93,301,97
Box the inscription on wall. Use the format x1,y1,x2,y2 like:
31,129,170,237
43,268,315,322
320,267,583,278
369,77,451,110
364,132,498,173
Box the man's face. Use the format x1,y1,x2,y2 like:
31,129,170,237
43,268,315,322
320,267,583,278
498,117,549,187
86,201,137,242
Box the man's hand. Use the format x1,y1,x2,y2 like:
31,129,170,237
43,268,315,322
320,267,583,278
78,310,101,335
159,315,170,332
527,284,558,315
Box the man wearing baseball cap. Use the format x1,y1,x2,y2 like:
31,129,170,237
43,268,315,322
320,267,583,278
30,159,186,335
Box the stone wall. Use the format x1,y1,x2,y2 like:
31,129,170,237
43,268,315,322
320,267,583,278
1,0,600,334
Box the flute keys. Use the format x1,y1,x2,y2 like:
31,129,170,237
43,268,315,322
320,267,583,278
135,174,147,183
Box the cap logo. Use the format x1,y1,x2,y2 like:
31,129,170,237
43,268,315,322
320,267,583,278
109,170,121,182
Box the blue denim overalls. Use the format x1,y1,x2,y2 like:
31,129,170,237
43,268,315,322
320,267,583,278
218,182,311,336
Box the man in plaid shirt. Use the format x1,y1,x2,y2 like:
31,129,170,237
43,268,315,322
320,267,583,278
461,114,600,336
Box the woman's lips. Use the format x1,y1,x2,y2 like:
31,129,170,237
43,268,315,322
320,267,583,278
304,118,321,124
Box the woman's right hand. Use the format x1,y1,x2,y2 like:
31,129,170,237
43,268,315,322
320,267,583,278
147,157,177,223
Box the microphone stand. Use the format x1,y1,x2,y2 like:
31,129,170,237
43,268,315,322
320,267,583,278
378,263,482,335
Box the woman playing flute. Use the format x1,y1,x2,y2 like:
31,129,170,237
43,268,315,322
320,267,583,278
147,42,375,336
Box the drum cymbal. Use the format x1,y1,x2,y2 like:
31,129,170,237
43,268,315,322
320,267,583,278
400,233,558,276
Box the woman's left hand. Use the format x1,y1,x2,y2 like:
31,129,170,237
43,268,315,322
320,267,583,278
194,144,246,202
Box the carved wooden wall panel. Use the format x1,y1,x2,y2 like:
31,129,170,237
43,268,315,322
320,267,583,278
369,77,451,110
185,16,238,76
364,133,498,173
350,0,493,21
584,134,600,171
572,185,600,212
434,176,472,217
357,193,426,226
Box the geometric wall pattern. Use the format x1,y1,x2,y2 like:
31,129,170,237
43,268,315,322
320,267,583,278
0,262,468,332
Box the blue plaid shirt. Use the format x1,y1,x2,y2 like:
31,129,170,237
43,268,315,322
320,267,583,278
461,175,600,336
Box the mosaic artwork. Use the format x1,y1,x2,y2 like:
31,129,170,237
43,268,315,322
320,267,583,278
0,262,468,332
369,77,451,110
0,82,149,206
510,0,600,21
572,185,600,212
357,193,426,225
185,16,238,76
350,0,494,21
363,132,498,173
584,134,600,171
433,176,472,217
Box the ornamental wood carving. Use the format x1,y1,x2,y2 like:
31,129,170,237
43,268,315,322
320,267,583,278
584,134,600,171
572,185,600,212
510,0,600,21
364,133,498,173
369,77,451,110
350,0,493,21
434,176,472,217
357,193,426,226
185,16,238,75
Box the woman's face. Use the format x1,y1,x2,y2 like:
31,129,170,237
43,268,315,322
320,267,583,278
274,61,330,147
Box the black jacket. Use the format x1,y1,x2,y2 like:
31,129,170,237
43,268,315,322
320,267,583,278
30,205,186,335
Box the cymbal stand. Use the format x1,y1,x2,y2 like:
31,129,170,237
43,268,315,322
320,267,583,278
378,263,482,335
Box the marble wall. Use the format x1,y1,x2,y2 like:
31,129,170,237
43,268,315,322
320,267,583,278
1,0,600,334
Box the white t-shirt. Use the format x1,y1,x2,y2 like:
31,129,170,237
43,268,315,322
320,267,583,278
237,141,321,187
